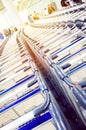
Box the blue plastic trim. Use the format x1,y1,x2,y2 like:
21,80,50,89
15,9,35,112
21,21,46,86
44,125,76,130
0,74,35,96
67,63,86,75
51,36,84,59
0,88,40,113
0,35,4,39
57,47,86,65
18,112,52,130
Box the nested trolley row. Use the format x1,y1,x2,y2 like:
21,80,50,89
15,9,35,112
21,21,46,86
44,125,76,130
0,3,86,130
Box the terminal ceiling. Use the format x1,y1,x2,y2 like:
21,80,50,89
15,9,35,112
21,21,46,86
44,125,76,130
0,0,50,11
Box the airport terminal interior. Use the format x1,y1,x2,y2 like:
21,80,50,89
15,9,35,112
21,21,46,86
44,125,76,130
0,0,86,130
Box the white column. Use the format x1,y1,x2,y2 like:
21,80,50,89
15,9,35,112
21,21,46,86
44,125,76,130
1,0,23,29
0,13,7,29
0,13,3,31
3,11,13,27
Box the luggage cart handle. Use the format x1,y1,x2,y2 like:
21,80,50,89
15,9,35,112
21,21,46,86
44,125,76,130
72,86,86,109
1,73,50,130
63,77,86,109
1,90,50,130
53,64,85,94
53,64,86,109
79,80,86,88
33,74,50,116
27,75,37,88
67,20,85,30
54,64,86,92
34,90,50,116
